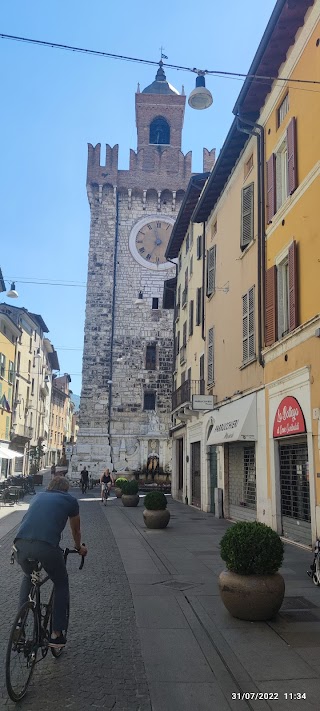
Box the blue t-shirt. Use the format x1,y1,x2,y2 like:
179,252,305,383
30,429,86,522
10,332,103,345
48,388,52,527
16,490,79,548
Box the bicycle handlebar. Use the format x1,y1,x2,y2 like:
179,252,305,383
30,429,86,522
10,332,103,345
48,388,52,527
64,545,86,570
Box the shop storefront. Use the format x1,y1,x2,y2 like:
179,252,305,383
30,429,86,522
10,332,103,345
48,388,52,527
273,395,311,546
207,393,258,522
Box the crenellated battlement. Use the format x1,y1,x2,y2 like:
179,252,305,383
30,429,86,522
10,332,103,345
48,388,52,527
87,143,119,186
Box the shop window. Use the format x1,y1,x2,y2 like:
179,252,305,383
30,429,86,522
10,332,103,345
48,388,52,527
243,446,256,509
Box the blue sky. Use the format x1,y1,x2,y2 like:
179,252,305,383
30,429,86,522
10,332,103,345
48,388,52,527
0,0,276,396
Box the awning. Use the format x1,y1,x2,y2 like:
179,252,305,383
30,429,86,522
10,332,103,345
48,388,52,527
207,393,257,446
0,444,24,459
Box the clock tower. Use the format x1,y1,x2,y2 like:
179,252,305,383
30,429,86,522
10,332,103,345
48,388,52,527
76,63,215,478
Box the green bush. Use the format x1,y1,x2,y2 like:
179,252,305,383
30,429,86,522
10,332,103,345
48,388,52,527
121,479,139,495
144,491,167,510
220,521,284,576
115,477,128,489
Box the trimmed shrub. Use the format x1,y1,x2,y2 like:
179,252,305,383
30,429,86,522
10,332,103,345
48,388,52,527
121,479,139,495
115,477,128,489
144,491,167,510
220,521,284,576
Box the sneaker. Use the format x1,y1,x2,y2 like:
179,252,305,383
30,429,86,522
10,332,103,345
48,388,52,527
48,633,67,648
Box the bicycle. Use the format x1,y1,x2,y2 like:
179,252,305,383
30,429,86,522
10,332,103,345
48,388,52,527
307,538,320,586
102,483,111,505
6,546,85,702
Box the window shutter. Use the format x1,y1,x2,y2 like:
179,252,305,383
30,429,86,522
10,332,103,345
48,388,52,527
265,266,277,346
207,327,214,385
242,293,248,362
287,117,297,195
196,235,202,260
183,321,187,347
207,245,216,296
266,154,276,223
189,300,194,336
248,287,255,359
176,331,180,356
196,287,202,326
288,240,298,331
241,183,254,248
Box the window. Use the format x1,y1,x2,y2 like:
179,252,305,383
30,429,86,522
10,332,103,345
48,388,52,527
199,354,205,393
0,353,5,378
149,116,170,145
196,234,202,260
244,154,253,178
152,297,159,310
266,117,297,222
177,285,181,309
8,361,14,384
186,233,190,254
207,245,216,297
242,287,255,363
178,254,182,272
241,183,254,249
265,241,298,346
176,330,180,358
16,351,21,374
183,321,187,347
196,287,202,326
29,337,32,353
277,94,289,127
190,255,193,277
189,300,194,337
144,391,156,410
207,327,214,385
146,344,156,370
212,220,217,238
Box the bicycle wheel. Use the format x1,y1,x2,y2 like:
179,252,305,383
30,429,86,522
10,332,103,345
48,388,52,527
6,602,38,702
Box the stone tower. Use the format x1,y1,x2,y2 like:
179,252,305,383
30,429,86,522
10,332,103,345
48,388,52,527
75,63,214,478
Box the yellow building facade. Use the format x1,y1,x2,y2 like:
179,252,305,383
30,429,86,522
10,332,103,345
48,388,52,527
261,2,320,545
0,312,20,475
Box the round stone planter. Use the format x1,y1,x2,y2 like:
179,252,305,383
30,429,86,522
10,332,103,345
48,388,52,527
122,494,139,507
219,570,285,621
143,509,170,529
114,487,123,498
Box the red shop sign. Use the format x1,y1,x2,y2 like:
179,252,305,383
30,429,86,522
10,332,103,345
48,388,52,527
273,396,306,438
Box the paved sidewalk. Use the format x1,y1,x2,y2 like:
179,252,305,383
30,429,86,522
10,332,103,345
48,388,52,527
1,475,320,710
105,496,320,711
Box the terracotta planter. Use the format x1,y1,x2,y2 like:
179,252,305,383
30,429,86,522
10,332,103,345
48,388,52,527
219,570,285,621
143,509,170,529
122,494,139,507
114,487,123,498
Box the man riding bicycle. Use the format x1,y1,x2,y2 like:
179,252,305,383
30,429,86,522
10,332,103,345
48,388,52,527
100,467,114,502
13,476,87,648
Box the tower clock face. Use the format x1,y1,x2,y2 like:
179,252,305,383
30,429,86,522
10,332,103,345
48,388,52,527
129,215,175,270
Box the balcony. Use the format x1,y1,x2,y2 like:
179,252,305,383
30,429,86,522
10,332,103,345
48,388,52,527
12,424,34,440
172,379,205,412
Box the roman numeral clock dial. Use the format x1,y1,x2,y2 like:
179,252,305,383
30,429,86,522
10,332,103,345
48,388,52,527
129,216,174,270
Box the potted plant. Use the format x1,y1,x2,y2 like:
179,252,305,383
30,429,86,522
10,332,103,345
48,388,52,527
219,521,285,621
121,479,139,507
114,477,127,498
143,491,170,529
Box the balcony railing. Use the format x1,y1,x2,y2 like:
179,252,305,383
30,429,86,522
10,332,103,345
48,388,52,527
172,379,205,412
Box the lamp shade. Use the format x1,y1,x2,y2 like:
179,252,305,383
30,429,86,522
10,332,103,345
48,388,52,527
7,282,19,298
188,75,213,110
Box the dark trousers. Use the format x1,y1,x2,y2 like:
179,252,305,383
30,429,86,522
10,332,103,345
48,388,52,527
81,480,88,494
15,539,69,632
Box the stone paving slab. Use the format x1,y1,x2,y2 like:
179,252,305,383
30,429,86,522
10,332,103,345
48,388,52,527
148,681,232,711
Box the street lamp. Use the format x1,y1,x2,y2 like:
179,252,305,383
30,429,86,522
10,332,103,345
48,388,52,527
6,282,19,298
188,72,213,110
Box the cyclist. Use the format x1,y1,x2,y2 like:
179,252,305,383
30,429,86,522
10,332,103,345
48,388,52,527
100,467,114,502
13,476,87,648
80,466,89,494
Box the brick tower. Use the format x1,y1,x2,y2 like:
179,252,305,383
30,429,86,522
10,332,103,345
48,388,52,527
75,63,214,479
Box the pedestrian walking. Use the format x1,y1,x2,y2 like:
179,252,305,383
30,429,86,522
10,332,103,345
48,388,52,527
51,463,56,478
80,466,89,494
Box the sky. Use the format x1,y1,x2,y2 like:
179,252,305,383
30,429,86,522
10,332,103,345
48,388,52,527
0,0,276,396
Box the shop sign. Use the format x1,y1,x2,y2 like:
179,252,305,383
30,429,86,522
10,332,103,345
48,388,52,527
273,396,306,438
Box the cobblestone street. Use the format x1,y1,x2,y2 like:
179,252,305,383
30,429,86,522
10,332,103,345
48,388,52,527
0,487,151,711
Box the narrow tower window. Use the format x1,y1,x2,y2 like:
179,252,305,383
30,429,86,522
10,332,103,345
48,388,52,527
149,117,170,145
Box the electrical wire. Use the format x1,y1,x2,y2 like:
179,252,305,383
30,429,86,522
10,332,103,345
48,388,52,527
1,33,320,88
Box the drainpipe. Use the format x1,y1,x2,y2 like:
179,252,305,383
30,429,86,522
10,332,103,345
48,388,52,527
201,221,206,342
236,116,265,368
108,188,119,440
